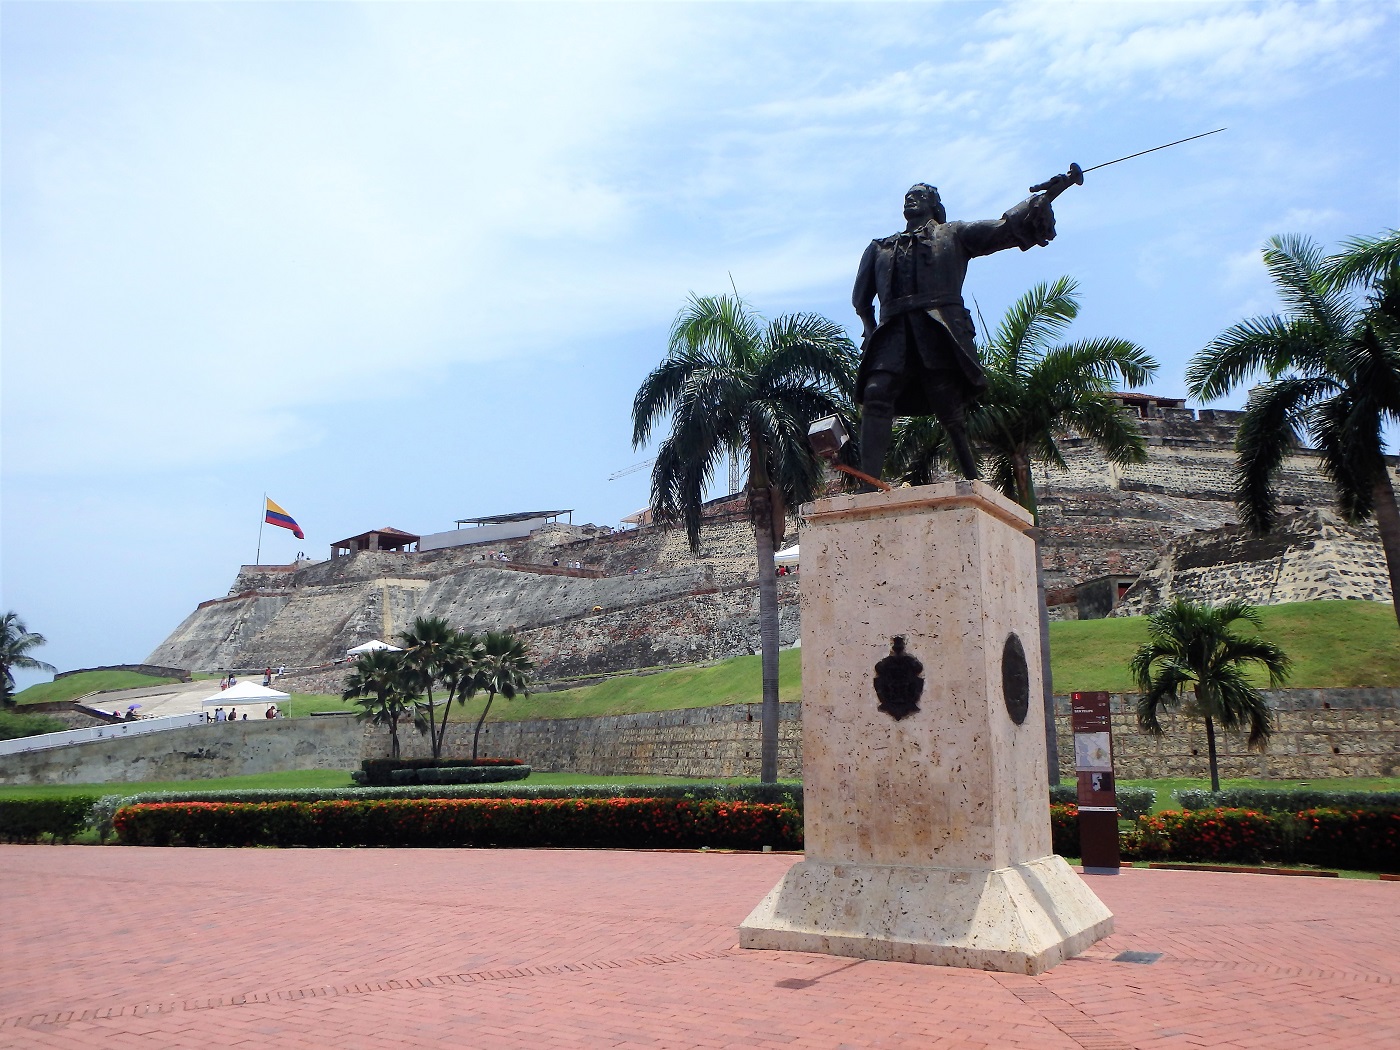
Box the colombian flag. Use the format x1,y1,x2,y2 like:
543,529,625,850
265,498,305,540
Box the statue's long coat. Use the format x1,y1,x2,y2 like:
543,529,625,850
852,197,1055,415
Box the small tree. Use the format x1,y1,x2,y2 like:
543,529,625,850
343,649,424,759
1,612,56,709
470,630,533,761
1131,598,1290,792
398,616,459,760
632,292,857,782
430,631,484,759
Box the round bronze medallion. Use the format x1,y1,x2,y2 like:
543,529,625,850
1002,632,1029,725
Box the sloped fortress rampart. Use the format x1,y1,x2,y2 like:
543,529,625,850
148,404,1395,679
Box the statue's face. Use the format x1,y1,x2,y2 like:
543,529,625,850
903,185,946,225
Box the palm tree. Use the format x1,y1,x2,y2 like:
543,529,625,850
343,649,423,759
470,630,533,761
1131,598,1290,792
397,615,459,760
1187,234,1400,626
890,279,1157,784
632,293,858,782
430,631,485,759
1,612,56,708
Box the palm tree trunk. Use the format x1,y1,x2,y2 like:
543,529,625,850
472,692,495,761
435,689,455,759
1204,715,1220,793
424,687,439,760
389,718,401,760
749,477,782,785
1371,471,1400,628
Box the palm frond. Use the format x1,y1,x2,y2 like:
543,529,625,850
988,276,1079,372
1233,377,1334,532
1321,229,1400,291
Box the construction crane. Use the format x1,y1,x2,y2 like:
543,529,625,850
607,459,653,481
609,451,744,494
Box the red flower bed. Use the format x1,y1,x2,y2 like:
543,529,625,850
1129,808,1283,863
113,797,803,851
1049,803,1079,857
1294,808,1400,871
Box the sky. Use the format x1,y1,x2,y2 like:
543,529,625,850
3,1,1398,685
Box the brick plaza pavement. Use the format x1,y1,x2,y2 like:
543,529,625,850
1,845,1396,1049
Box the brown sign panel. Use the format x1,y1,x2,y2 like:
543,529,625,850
1070,691,1120,873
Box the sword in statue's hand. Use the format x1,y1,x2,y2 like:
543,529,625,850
1029,127,1227,203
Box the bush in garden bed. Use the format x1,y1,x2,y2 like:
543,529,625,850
117,782,807,810
1176,788,1400,813
387,765,532,785
1049,785,1156,821
1049,803,1079,857
113,797,803,851
1293,807,1400,871
1127,808,1281,863
0,796,101,842
353,757,523,785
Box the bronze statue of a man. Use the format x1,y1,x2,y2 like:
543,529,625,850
853,183,1060,482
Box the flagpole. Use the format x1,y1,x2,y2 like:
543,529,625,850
256,492,266,566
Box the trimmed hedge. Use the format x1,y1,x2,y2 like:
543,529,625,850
1131,808,1282,863
0,796,101,842
1051,806,1400,871
1177,788,1400,813
117,782,807,810
1049,785,1156,821
1293,808,1400,870
113,797,803,851
388,765,532,785
1050,803,1079,856
354,757,523,786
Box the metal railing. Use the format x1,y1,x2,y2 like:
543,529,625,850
0,712,207,757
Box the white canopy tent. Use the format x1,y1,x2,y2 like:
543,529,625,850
200,681,291,707
774,544,800,567
347,639,403,656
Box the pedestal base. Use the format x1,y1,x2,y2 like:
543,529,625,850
739,854,1113,975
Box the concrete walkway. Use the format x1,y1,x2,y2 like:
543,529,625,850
80,678,284,720
1,847,1396,1049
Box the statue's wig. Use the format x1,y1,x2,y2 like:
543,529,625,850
906,183,946,224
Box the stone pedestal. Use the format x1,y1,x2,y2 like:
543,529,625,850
740,481,1112,974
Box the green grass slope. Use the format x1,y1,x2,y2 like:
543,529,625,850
1050,600,1399,692
14,670,180,706
219,600,1400,726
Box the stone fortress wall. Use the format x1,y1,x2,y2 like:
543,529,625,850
8,688,1391,785
150,513,801,680
148,403,1394,682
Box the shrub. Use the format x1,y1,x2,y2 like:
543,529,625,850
1050,803,1079,856
117,782,807,811
0,796,101,842
388,765,532,785
113,797,803,851
1294,807,1400,871
0,710,68,741
1048,785,1156,821
353,757,523,786
1129,808,1282,863
1177,788,1400,813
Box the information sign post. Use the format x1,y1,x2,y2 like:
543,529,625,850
1071,691,1121,874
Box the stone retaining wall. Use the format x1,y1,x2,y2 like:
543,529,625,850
363,689,1398,782
0,717,363,786
361,702,804,779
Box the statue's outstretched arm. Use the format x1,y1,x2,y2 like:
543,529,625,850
959,195,1058,257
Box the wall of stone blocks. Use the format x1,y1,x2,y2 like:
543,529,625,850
1049,689,1400,780
0,717,364,786
361,702,804,779
359,689,1396,783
